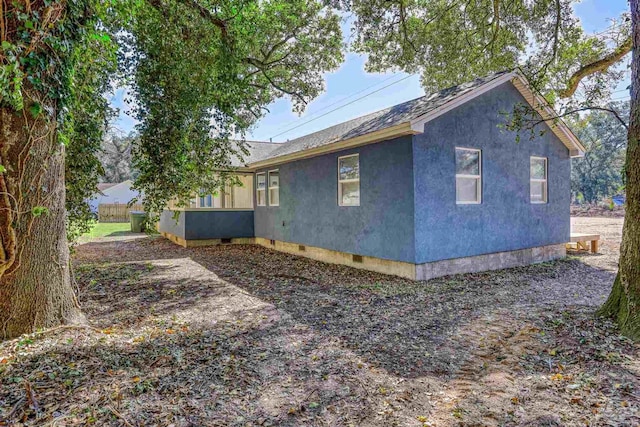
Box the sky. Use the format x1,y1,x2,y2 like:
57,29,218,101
109,0,631,142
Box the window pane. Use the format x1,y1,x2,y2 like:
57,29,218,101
270,188,279,205
257,174,266,189
531,158,546,179
339,156,359,180
456,177,479,203
257,190,265,206
202,194,213,207
341,181,360,205
531,181,546,202
456,149,480,175
269,171,279,187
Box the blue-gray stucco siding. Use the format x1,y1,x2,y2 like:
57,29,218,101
160,210,254,239
159,210,186,238
412,82,571,263
162,81,571,267
254,136,416,263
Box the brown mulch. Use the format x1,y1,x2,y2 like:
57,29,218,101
570,205,626,218
1,217,638,426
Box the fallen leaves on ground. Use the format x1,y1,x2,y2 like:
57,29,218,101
0,217,638,426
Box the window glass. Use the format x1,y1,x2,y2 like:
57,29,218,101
531,181,546,203
339,155,359,180
338,155,360,206
256,173,266,206
268,170,279,206
456,177,480,203
269,171,279,187
530,157,548,203
455,148,481,204
340,182,360,206
531,158,546,180
456,149,480,175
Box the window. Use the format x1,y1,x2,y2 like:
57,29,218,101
268,170,279,206
530,157,548,203
338,154,360,206
455,148,481,204
199,194,213,208
256,173,266,206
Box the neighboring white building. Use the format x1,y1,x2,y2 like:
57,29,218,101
88,180,142,212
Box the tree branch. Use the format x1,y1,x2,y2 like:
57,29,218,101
527,106,629,130
559,35,633,98
146,0,232,41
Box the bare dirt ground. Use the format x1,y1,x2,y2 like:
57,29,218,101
1,217,638,426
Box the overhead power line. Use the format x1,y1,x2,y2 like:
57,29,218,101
270,73,417,140
269,73,402,136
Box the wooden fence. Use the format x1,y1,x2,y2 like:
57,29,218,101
98,203,144,223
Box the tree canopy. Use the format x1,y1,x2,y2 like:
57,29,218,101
128,0,343,216
571,102,628,204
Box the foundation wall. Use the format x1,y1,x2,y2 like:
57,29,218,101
415,243,566,281
161,232,565,282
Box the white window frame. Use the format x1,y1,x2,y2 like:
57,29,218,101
256,172,266,206
530,156,548,204
455,147,482,205
338,154,360,207
268,169,279,207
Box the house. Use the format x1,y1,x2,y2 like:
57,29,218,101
158,70,585,280
88,180,142,213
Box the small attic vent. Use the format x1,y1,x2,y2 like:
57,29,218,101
352,254,363,263
298,245,306,252
220,238,232,244
270,239,276,246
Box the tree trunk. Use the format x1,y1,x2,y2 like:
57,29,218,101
0,107,85,339
598,0,640,340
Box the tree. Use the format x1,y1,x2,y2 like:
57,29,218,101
343,0,640,339
571,102,628,204
130,0,343,215
102,130,137,183
0,0,343,338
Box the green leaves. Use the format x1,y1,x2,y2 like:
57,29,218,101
31,206,50,217
130,0,343,217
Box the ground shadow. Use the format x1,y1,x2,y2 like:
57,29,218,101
73,237,617,379
1,236,632,426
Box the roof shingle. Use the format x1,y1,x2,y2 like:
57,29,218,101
248,71,511,163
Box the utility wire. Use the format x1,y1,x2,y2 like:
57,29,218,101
270,73,417,140
269,73,402,136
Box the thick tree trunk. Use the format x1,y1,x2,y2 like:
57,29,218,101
598,0,640,340
0,107,85,339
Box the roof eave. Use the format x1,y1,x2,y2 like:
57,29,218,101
248,70,586,169
247,122,420,169
508,73,586,158
409,71,586,158
409,71,519,133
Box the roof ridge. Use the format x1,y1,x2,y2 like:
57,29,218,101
273,70,512,146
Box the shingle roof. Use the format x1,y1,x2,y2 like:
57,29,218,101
231,140,282,167
97,183,117,192
250,71,512,163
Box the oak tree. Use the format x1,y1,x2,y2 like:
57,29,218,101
344,0,640,338
0,0,343,338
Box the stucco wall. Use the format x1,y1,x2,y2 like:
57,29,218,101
254,136,416,263
159,210,186,238
412,82,571,264
159,210,254,240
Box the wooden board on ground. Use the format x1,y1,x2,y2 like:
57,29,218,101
568,232,600,253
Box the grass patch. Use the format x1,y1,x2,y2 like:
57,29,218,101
82,222,132,239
